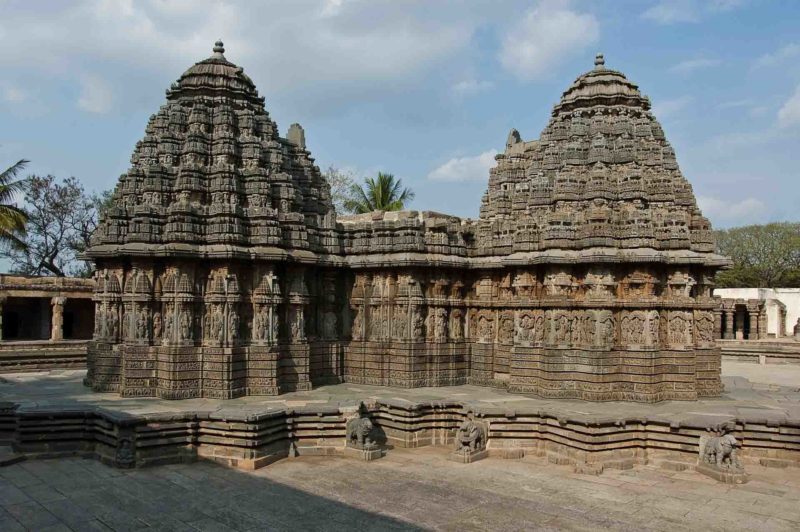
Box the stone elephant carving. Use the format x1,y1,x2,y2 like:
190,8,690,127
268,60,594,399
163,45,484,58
702,434,741,470
346,416,375,449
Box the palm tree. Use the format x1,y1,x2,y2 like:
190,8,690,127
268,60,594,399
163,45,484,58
343,172,415,214
0,159,29,250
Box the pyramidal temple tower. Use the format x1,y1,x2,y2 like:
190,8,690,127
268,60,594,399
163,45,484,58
86,42,346,398
86,47,729,402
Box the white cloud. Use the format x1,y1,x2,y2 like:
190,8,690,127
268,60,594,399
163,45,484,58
697,195,767,226
1,85,27,103
77,74,113,114
754,43,800,69
451,79,493,97
707,128,778,152
778,85,800,128
669,58,720,74
499,1,599,81
642,0,747,25
652,96,693,119
0,1,476,111
642,1,699,24
428,149,498,182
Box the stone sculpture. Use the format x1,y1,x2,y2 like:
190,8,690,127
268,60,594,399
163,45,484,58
794,318,800,341
343,403,381,461
697,423,747,483
346,416,375,450
84,44,729,402
455,418,485,453
115,437,135,468
450,416,489,463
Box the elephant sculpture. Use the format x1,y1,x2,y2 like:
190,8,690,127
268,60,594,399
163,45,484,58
346,415,375,450
701,426,742,470
455,418,486,453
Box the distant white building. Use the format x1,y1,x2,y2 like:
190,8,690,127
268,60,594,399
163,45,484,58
713,288,799,339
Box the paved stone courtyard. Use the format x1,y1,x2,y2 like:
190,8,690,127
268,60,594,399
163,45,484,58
1,360,799,531
1,447,799,531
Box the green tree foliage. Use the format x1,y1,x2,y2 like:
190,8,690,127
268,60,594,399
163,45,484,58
0,159,29,251
0,174,112,277
343,172,415,214
715,223,800,288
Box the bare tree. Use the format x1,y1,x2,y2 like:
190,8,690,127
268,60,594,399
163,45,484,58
323,165,357,214
0,174,111,277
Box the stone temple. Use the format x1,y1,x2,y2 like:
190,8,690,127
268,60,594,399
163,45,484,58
84,43,729,402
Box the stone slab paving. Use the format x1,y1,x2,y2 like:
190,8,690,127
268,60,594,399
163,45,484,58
1,362,799,426
1,447,799,531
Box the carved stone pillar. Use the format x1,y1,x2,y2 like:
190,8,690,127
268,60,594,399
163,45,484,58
723,309,734,340
747,310,760,340
50,296,66,341
713,308,723,340
758,309,768,340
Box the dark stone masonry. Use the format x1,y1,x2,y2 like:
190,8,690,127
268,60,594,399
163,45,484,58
84,43,729,402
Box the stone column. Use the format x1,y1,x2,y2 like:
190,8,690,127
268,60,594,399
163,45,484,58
713,308,723,340
0,295,6,341
758,309,768,340
51,296,66,341
723,309,734,340
747,309,760,340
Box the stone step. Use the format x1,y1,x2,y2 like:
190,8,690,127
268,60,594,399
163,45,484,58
0,446,25,467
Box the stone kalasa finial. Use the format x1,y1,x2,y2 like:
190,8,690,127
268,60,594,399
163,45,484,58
594,53,605,69
213,40,225,55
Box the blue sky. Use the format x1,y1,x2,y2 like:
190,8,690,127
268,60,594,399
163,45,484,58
1,0,799,228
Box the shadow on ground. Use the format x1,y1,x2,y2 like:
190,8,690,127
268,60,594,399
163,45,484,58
0,456,421,531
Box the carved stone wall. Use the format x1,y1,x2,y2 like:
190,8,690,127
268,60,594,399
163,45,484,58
85,45,728,402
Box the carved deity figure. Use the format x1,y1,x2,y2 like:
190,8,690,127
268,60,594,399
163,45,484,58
352,308,364,340
179,310,191,341
794,318,800,341
228,311,239,342
411,307,425,340
152,312,162,341
516,313,535,343
595,311,615,346
94,306,103,336
645,311,659,346
621,312,644,344
447,309,462,340
136,308,148,340
695,312,714,343
253,306,270,342
669,313,689,345
109,308,119,340
455,418,486,453
498,313,514,344
271,311,280,343
477,314,493,343
290,308,305,341
163,308,173,344
393,305,408,340
434,308,448,341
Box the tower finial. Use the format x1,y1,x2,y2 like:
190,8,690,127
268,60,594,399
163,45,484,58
594,53,605,70
213,40,225,55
